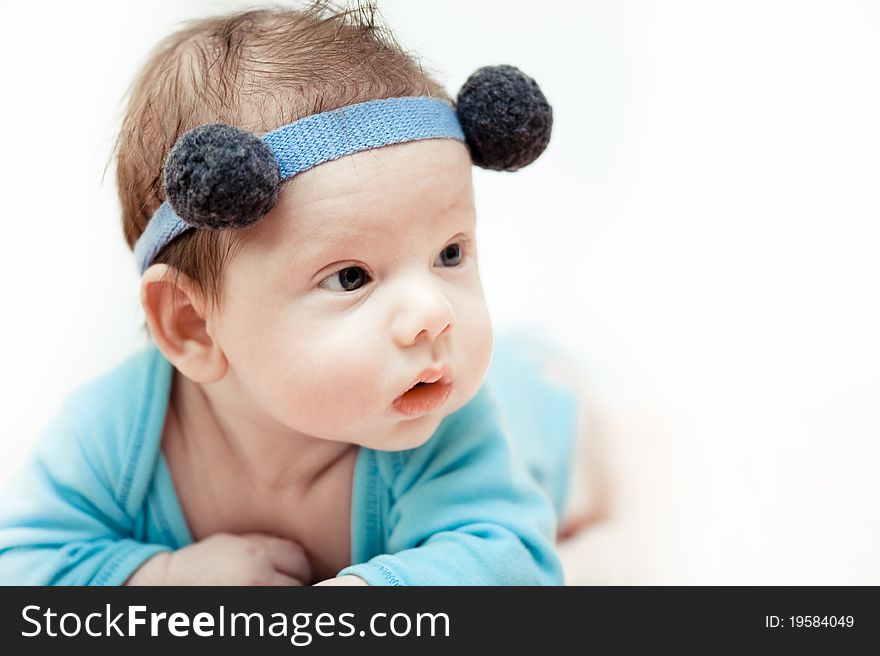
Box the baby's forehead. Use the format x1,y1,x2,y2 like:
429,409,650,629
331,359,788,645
242,142,475,267
288,139,473,205
268,140,473,228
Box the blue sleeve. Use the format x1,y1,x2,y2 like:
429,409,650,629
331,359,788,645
338,386,564,585
0,406,170,585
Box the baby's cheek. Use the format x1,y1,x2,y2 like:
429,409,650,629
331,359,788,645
275,337,385,433
461,296,494,380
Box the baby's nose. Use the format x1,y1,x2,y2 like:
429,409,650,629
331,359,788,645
392,283,455,347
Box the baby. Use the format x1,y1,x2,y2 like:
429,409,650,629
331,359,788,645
0,2,586,585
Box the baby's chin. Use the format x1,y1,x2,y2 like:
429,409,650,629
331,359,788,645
347,406,456,452
368,394,480,452
362,416,444,452
323,382,481,451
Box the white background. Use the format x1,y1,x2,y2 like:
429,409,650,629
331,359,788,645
1,0,878,583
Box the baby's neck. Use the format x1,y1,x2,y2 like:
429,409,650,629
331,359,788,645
169,369,355,493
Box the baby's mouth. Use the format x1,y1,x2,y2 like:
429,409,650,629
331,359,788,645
392,378,452,417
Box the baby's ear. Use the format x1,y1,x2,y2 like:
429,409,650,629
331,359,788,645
140,264,227,384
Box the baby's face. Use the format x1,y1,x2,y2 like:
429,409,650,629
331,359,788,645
210,139,493,450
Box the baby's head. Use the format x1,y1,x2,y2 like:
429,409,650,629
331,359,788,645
117,3,549,451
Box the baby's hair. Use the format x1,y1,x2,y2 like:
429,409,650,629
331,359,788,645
115,0,448,323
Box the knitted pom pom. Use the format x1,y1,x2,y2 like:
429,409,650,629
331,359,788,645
456,65,553,171
163,123,280,229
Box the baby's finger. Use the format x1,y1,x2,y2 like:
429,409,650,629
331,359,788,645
261,537,313,583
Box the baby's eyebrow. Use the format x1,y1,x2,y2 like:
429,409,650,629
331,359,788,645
270,198,474,276
272,227,381,275
307,225,390,254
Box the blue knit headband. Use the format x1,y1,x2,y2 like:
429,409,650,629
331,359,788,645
134,65,553,275
135,97,463,274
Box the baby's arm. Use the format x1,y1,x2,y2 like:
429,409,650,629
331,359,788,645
0,408,170,585
334,387,564,586
0,407,312,585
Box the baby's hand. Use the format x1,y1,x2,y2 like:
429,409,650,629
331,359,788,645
125,532,313,586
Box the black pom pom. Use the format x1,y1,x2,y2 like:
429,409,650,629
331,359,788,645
163,123,280,229
456,65,553,171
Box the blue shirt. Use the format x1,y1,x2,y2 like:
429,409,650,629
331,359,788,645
0,342,564,585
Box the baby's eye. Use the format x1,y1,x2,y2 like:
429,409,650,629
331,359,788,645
435,243,462,267
318,266,371,292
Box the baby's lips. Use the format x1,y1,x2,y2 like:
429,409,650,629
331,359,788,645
391,379,453,416
396,365,445,396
